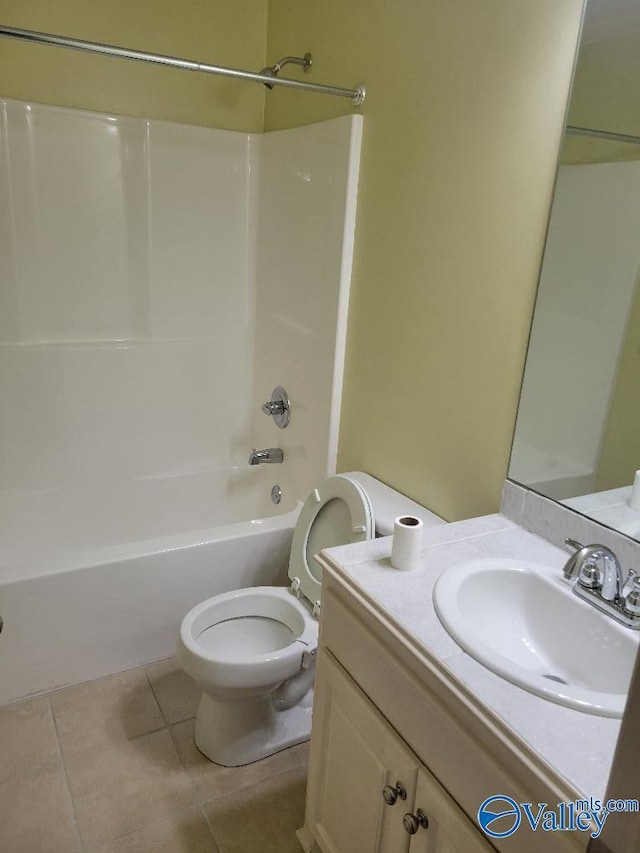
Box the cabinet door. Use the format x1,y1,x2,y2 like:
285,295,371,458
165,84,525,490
304,649,420,853
407,767,495,853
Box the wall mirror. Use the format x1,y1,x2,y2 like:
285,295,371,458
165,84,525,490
509,0,640,540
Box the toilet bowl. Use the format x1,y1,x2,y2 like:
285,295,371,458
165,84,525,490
177,471,444,766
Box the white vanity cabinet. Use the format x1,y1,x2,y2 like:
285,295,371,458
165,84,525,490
409,766,496,853
298,563,587,853
300,648,495,853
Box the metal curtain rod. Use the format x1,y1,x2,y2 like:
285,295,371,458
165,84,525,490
566,125,640,146
0,24,366,106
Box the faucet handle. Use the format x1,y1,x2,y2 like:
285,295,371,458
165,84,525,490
622,569,639,599
562,539,587,580
622,572,640,617
260,387,290,429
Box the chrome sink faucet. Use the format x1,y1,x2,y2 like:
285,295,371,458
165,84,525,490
563,540,623,601
562,539,640,629
248,447,284,465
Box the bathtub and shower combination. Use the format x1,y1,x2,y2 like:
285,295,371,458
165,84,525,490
0,97,363,708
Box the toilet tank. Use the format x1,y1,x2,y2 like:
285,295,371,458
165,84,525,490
342,471,445,537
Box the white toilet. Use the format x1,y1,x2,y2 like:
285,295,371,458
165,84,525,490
177,471,443,766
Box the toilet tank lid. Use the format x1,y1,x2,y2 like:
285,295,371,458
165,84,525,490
341,471,445,537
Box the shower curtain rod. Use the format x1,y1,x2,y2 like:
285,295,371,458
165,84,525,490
0,24,366,106
566,125,640,146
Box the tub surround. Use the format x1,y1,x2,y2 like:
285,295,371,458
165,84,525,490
311,509,627,843
0,99,362,573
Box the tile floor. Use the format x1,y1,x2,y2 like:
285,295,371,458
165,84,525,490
0,658,309,853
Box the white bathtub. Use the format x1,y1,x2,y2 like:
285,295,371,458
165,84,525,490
0,480,299,707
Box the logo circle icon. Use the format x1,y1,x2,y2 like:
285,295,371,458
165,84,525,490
477,795,521,838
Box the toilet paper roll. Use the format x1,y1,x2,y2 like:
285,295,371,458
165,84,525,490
629,470,640,512
390,515,423,571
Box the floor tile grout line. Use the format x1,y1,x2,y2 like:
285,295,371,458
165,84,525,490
127,722,169,742
47,692,85,853
4,659,305,852
198,802,223,853
148,661,214,807
143,666,170,728
145,664,215,830
167,718,310,810
49,663,195,851
141,664,211,841
143,662,198,731
0,655,179,714
166,715,209,810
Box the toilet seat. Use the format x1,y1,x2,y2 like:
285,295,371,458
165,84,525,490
178,476,374,700
178,587,317,693
288,474,374,612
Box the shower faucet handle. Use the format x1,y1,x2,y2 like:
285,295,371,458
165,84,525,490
261,386,290,429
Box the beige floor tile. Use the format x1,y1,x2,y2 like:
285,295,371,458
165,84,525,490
170,718,306,802
0,696,61,784
146,657,201,724
65,728,195,850
0,767,81,852
91,807,218,853
204,766,307,853
51,668,165,762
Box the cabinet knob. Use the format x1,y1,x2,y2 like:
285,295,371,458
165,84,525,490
403,809,429,834
382,781,407,806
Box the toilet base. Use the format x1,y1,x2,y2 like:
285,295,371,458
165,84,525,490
194,687,314,767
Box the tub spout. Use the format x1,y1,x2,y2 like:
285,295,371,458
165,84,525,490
248,448,284,465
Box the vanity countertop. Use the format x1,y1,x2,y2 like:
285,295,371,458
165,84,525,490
321,513,623,803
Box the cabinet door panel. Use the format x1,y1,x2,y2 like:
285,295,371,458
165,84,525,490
408,767,495,853
306,650,419,853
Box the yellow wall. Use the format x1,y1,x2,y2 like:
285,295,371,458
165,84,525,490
264,0,584,520
0,0,267,131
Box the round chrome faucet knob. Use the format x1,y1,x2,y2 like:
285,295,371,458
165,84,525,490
260,386,290,428
578,562,600,590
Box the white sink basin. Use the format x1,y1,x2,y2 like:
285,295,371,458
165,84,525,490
433,558,639,717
